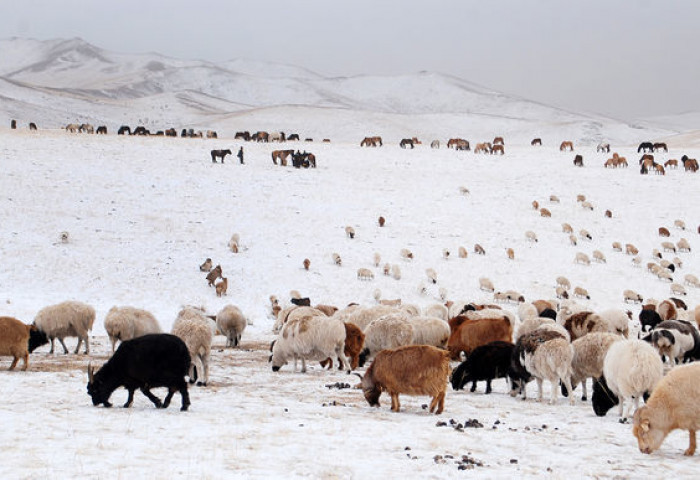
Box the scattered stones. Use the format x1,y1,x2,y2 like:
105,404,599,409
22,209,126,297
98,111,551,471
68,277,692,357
325,382,351,390
436,418,483,432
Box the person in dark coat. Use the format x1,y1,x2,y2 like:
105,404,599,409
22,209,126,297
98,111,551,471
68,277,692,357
237,147,244,164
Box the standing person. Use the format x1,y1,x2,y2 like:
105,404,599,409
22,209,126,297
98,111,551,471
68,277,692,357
237,146,244,164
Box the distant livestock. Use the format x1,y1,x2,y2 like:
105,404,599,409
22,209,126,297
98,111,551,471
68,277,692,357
573,155,584,167
103,306,162,353
86,334,191,411
216,305,247,348
560,141,574,151
211,149,232,163
361,345,450,414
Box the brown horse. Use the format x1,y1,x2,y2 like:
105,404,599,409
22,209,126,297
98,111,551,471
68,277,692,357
493,136,504,145
653,142,668,152
272,149,294,166
531,138,542,146
652,163,665,175
474,142,491,154
490,144,505,155
399,139,414,149
664,159,678,169
252,131,269,142
559,141,574,151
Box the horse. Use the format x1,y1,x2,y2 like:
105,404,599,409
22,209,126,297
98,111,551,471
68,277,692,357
206,130,218,139
399,139,414,149
639,154,654,165
271,149,294,166
490,144,505,155
573,155,584,167
165,128,177,137
447,138,469,150
269,132,286,142
531,138,542,146
682,155,698,172
493,136,504,145
235,131,251,141
211,149,232,163
596,143,610,153
637,142,654,153
411,137,421,145
79,123,94,134
287,133,300,141
559,141,574,151
96,126,107,134
65,123,80,133
652,163,665,175
653,142,668,152
29,122,37,131
664,159,678,169
118,125,131,135
474,142,491,154
430,140,440,149
252,131,269,142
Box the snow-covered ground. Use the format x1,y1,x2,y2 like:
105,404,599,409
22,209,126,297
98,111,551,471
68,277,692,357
0,128,698,478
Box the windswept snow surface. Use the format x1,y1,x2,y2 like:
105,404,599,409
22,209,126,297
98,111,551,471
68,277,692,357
0,128,698,478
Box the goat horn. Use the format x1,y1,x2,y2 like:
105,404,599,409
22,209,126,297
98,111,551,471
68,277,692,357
353,373,363,380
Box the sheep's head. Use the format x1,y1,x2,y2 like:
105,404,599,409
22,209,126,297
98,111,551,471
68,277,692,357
633,406,666,454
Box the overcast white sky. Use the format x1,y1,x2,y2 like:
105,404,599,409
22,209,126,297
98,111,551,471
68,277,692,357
1,0,698,120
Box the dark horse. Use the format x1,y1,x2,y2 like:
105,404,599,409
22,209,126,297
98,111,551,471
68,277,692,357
653,142,668,152
118,125,131,135
400,138,414,149
637,142,654,153
292,151,315,168
211,149,232,163
573,154,584,167
29,122,37,130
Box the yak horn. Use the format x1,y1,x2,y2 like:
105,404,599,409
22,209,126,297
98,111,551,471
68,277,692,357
87,362,94,383
353,373,363,380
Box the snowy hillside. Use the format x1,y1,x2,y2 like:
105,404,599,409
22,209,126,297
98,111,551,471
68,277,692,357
0,37,682,145
0,127,699,477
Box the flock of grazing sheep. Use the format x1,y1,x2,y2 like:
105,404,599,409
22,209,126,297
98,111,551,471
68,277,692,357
1,129,699,463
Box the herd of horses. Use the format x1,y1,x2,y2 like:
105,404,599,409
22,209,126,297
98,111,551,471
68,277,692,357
271,149,316,168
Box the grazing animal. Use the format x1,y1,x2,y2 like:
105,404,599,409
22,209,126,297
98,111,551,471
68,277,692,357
378,216,386,227
271,315,349,373
10,119,16,129
540,208,552,218
623,289,643,304
216,305,247,348
573,155,584,167
451,341,514,394
458,246,468,258
426,268,438,284
633,363,700,456
86,334,191,411
345,226,355,239
0,317,48,370
479,277,495,292
625,244,639,255
303,258,310,271
567,332,622,401
658,227,670,237
361,345,450,414
199,258,213,272
320,322,365,370
490,144,505,155
215,277,228,297
574,252,591,265
474,244,486,255
399,138,414,149
391,264,401,280
103,306,162,353
560,141,574,151
562,223,573,234
33,301,95,354
653,142,668,152
506,248,515,260
206,265,223,286
638,142,654,153
597,143,611,153
171,308,214,386
400,248,414,260
332,252,342,266
531,138,542,146
525,230,538,242
357,268,374,281
290,297,311,307
509,328,566,401
447,310,514,360
29,122,37,130
592,339,663,418
210,149,232,163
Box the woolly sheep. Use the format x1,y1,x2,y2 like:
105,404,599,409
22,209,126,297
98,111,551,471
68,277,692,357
575,252,590,265
562,223,573,234
399,248,413,260
684,274,699,287
216,305,247,347
612,241,622,252
596,339,664,418
33,300,95,354
623,289,643,304
391,264,401,280
625,243,639,255
592,250,606,263
103,306,162,353
357,268,374,280
674,219,686,230
525,230,538,242
633,363,700,456
515,316,561,341
271,315,349,373
458,246,468,258
677,238,691,253
172,314,213,386
670,283,687,296
442,248,450,260
581,201,594,211
576,194,586,203
426,268,437,284
346,305,401,331
373,252,381,267
408,316,450,348
520,333,575,405
596,309,631,337
573,286,590,300
479,277,495,292
569,234,578,246
345,226,355,239
661,241,676,253
579,229,592,241
517,302,539,323
550,195,560,203
359,314,414,366
332,252,342,266
423,303,448,321
556,276,571,290
568,332,622,401
540,208,552,217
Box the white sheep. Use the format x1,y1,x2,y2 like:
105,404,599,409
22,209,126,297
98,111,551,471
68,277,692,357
425,268,438,284
579,229,592,241
399,248,413,260
600,339,664,418
677,238,691,253
525,230,538,242
357,268,374,280
623,289,643,304
423,303,448,321
670,283,687,296
442,248,450,260
570,332,623,401
592,250,606,263
562,223,573,234
346,305,401,331
550,195,560,203
556,276,571,291
517,302,539,323
684,274,699,288
373,252,381,267
458,246,468,258
569,234,578,246
674,219,686,230
596,309,631,337
360,314,414,366
573,286,590,299
521,334,575,405
438,287,448,301
215,304,247,347
103,306,162,353
575,252,591,265
555,286,569,299
271,315,349,373
33,300,95,354
515,316,563,341
382,263,391,276
479,277,495,292
581,201,594,211
228,233,240,253
408,316,450,348
391,264,401,280
633,363,700,456
345,226,355,239
399,304,421,317
332,252,342,266
661,241,676,253
172,312,213,386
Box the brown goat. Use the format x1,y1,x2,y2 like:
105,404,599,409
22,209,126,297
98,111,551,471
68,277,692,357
447,312,513,360
378,216,386,227
215,277,228,297
303,258,311,271
321,322,365,370
206,265,222,286
0,317,46,370
361,345,450,414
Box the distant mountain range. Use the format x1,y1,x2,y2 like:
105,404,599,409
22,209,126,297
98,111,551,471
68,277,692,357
0,37,689,144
